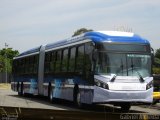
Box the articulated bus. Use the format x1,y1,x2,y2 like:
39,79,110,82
11,31,153,111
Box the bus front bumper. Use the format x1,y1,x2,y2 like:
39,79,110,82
93,86,153,103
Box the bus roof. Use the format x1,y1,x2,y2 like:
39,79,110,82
14,46,41,59
45,31,150,51
15,31,150,58
85,31,149,43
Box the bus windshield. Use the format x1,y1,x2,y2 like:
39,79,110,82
95,52,151,78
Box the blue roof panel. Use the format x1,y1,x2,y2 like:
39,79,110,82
17,46,41,57
17,31,151,57
45,31,150,51
84,31,150,44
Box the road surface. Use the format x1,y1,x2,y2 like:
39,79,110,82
0,89,160,114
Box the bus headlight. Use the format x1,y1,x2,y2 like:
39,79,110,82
95,79,109,90
146,81,153,90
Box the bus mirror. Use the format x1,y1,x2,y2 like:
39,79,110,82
151,48,154,64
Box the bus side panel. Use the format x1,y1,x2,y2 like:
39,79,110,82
43,76,93,104
12,76,38,94
43,77,75,101
83,86,94,104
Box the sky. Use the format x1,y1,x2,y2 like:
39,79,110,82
0,0,160,53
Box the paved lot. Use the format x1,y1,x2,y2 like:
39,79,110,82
0,89,76,111
0,89,160,114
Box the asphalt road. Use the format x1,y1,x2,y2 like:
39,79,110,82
0,89,160,114
0,89,76,111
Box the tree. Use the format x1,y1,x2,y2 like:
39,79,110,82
155,48,160,59
72,28,93,37
0,48,19,60
154,48,160,67
0,48,19,73
153,48,160,74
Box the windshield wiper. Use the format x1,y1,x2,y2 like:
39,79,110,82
136,71,145,83
110,74,117,82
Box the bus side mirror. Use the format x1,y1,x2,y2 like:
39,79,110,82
151,48,154,64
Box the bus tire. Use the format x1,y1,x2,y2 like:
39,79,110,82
120,103,131,112
18,82,24,96
48,82,53,102
49,88,53,102
17,82,19,92
18,83,21,95
74,85,82,107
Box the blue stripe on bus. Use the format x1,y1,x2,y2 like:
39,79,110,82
44,75,89,85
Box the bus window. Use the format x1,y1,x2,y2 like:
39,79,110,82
33,55,38,74
45,52,51,73
62,49,68,72
31,56,36,74
76,45,84,73
12,60,15,74
14,60,18,75
26,57,30,74
22,58,25,74
19,59,22,75
24,57,28,74
50,52,55,72
20,58,23,75
29,57,33,74
85,43,93,82
29,57,33,73
55,50,62,72
68,47,76,72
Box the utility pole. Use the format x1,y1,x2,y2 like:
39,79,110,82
5,43,8,83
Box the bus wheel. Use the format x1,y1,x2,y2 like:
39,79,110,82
48,83,53,102
18,82,23,96
120,103,131,112
49,88,53,102
76,92,82,107
17,82,19,95
17,82,19,92
74,85,82,107
48,82,51,98
18,84,21,96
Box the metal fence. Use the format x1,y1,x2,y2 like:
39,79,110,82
0,72,11,83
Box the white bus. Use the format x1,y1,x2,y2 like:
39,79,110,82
11,31,153,111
